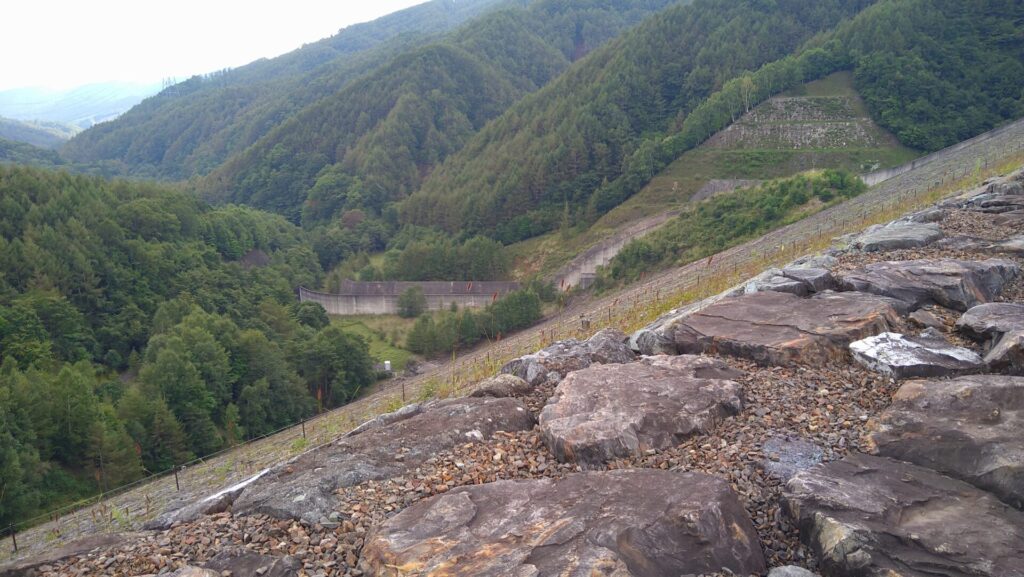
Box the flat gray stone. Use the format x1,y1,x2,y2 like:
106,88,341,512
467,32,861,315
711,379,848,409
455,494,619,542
782,267,835,293
785,453,1024,577
850,331,984,379
956,303,1024,342
360,470,766,577
760,436,825,482
995,236,1024,256
469,374,532,398
501,328,636,386
839,258,1020,312
867,375,1024,509
145,469,270,530
232,397,535,523
768,567,820,577
746,275,810,297
669,290,902,366
539,356,744,467
993,211,1024,227
854,222,944,252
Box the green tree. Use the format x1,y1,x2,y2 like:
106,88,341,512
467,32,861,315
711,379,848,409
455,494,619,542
397,286,428,318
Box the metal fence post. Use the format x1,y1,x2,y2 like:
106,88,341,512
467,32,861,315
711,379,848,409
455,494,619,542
174,467,180,491
9,526,17,552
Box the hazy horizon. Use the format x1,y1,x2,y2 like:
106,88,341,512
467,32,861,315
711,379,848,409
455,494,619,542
1,0,425,91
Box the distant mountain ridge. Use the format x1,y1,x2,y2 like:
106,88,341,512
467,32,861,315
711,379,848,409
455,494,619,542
0,82,160,129
0,116,78,148
61,0,521,178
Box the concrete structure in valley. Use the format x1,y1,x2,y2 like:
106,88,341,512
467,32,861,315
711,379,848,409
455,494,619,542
298,280,521,316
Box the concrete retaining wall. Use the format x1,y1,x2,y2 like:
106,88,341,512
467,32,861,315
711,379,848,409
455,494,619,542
298,281,521,316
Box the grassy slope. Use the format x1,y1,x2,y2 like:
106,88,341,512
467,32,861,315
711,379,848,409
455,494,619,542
332,315,417,372
509,72,920,277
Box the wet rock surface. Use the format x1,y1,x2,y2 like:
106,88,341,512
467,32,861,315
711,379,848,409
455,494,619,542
501,328,636,386
866,375,1024,509
359,469,766,577
232,397,535,523
850,330,985,379
539,356,744,467
669,290,902,366
853,222,944,252
785,453,1024,577
839,258,1019,312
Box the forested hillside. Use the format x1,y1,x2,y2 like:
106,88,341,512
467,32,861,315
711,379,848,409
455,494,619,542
0,118,76,149
60,0,517,179
403,0,1024,242
200,0,678,222
0,166,378,527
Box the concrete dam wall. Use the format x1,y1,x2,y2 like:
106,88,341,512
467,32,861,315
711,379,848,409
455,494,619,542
299,280,522,316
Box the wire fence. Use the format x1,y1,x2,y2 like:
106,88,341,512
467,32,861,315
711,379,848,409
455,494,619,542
4,119,1023,562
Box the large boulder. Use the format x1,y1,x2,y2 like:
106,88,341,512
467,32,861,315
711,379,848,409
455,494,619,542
501,328,636,386
668,291,902,366
839,258,1020,312
956,303,1024,342
785,453,1024,577
849,331,985,379
866,375,1024,509
359,469,766,577
232,397,535,523
853,222,944,252
538,356,744,467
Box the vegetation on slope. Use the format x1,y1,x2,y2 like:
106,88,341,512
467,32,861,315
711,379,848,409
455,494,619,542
200,0,677,221
600,169,866,283
0,117,77,149
0,166,379,527
402,0,873,241
60,0,516,179
404,0,1023,244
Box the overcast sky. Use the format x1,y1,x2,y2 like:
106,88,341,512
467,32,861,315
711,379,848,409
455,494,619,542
1,0,425,90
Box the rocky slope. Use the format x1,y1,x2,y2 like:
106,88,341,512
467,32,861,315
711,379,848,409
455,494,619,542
4,169,1024,576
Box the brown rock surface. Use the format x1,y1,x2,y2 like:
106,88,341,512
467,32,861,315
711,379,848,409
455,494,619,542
232,397,535,523
839,258,1019,312
785,453,1024,577
866,375,1024,509
359,469,766,577
956,302,1024,341
669,291,902,366
539,355,744,467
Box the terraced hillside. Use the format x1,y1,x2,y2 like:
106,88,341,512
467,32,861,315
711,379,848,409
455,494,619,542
517,72,918,283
